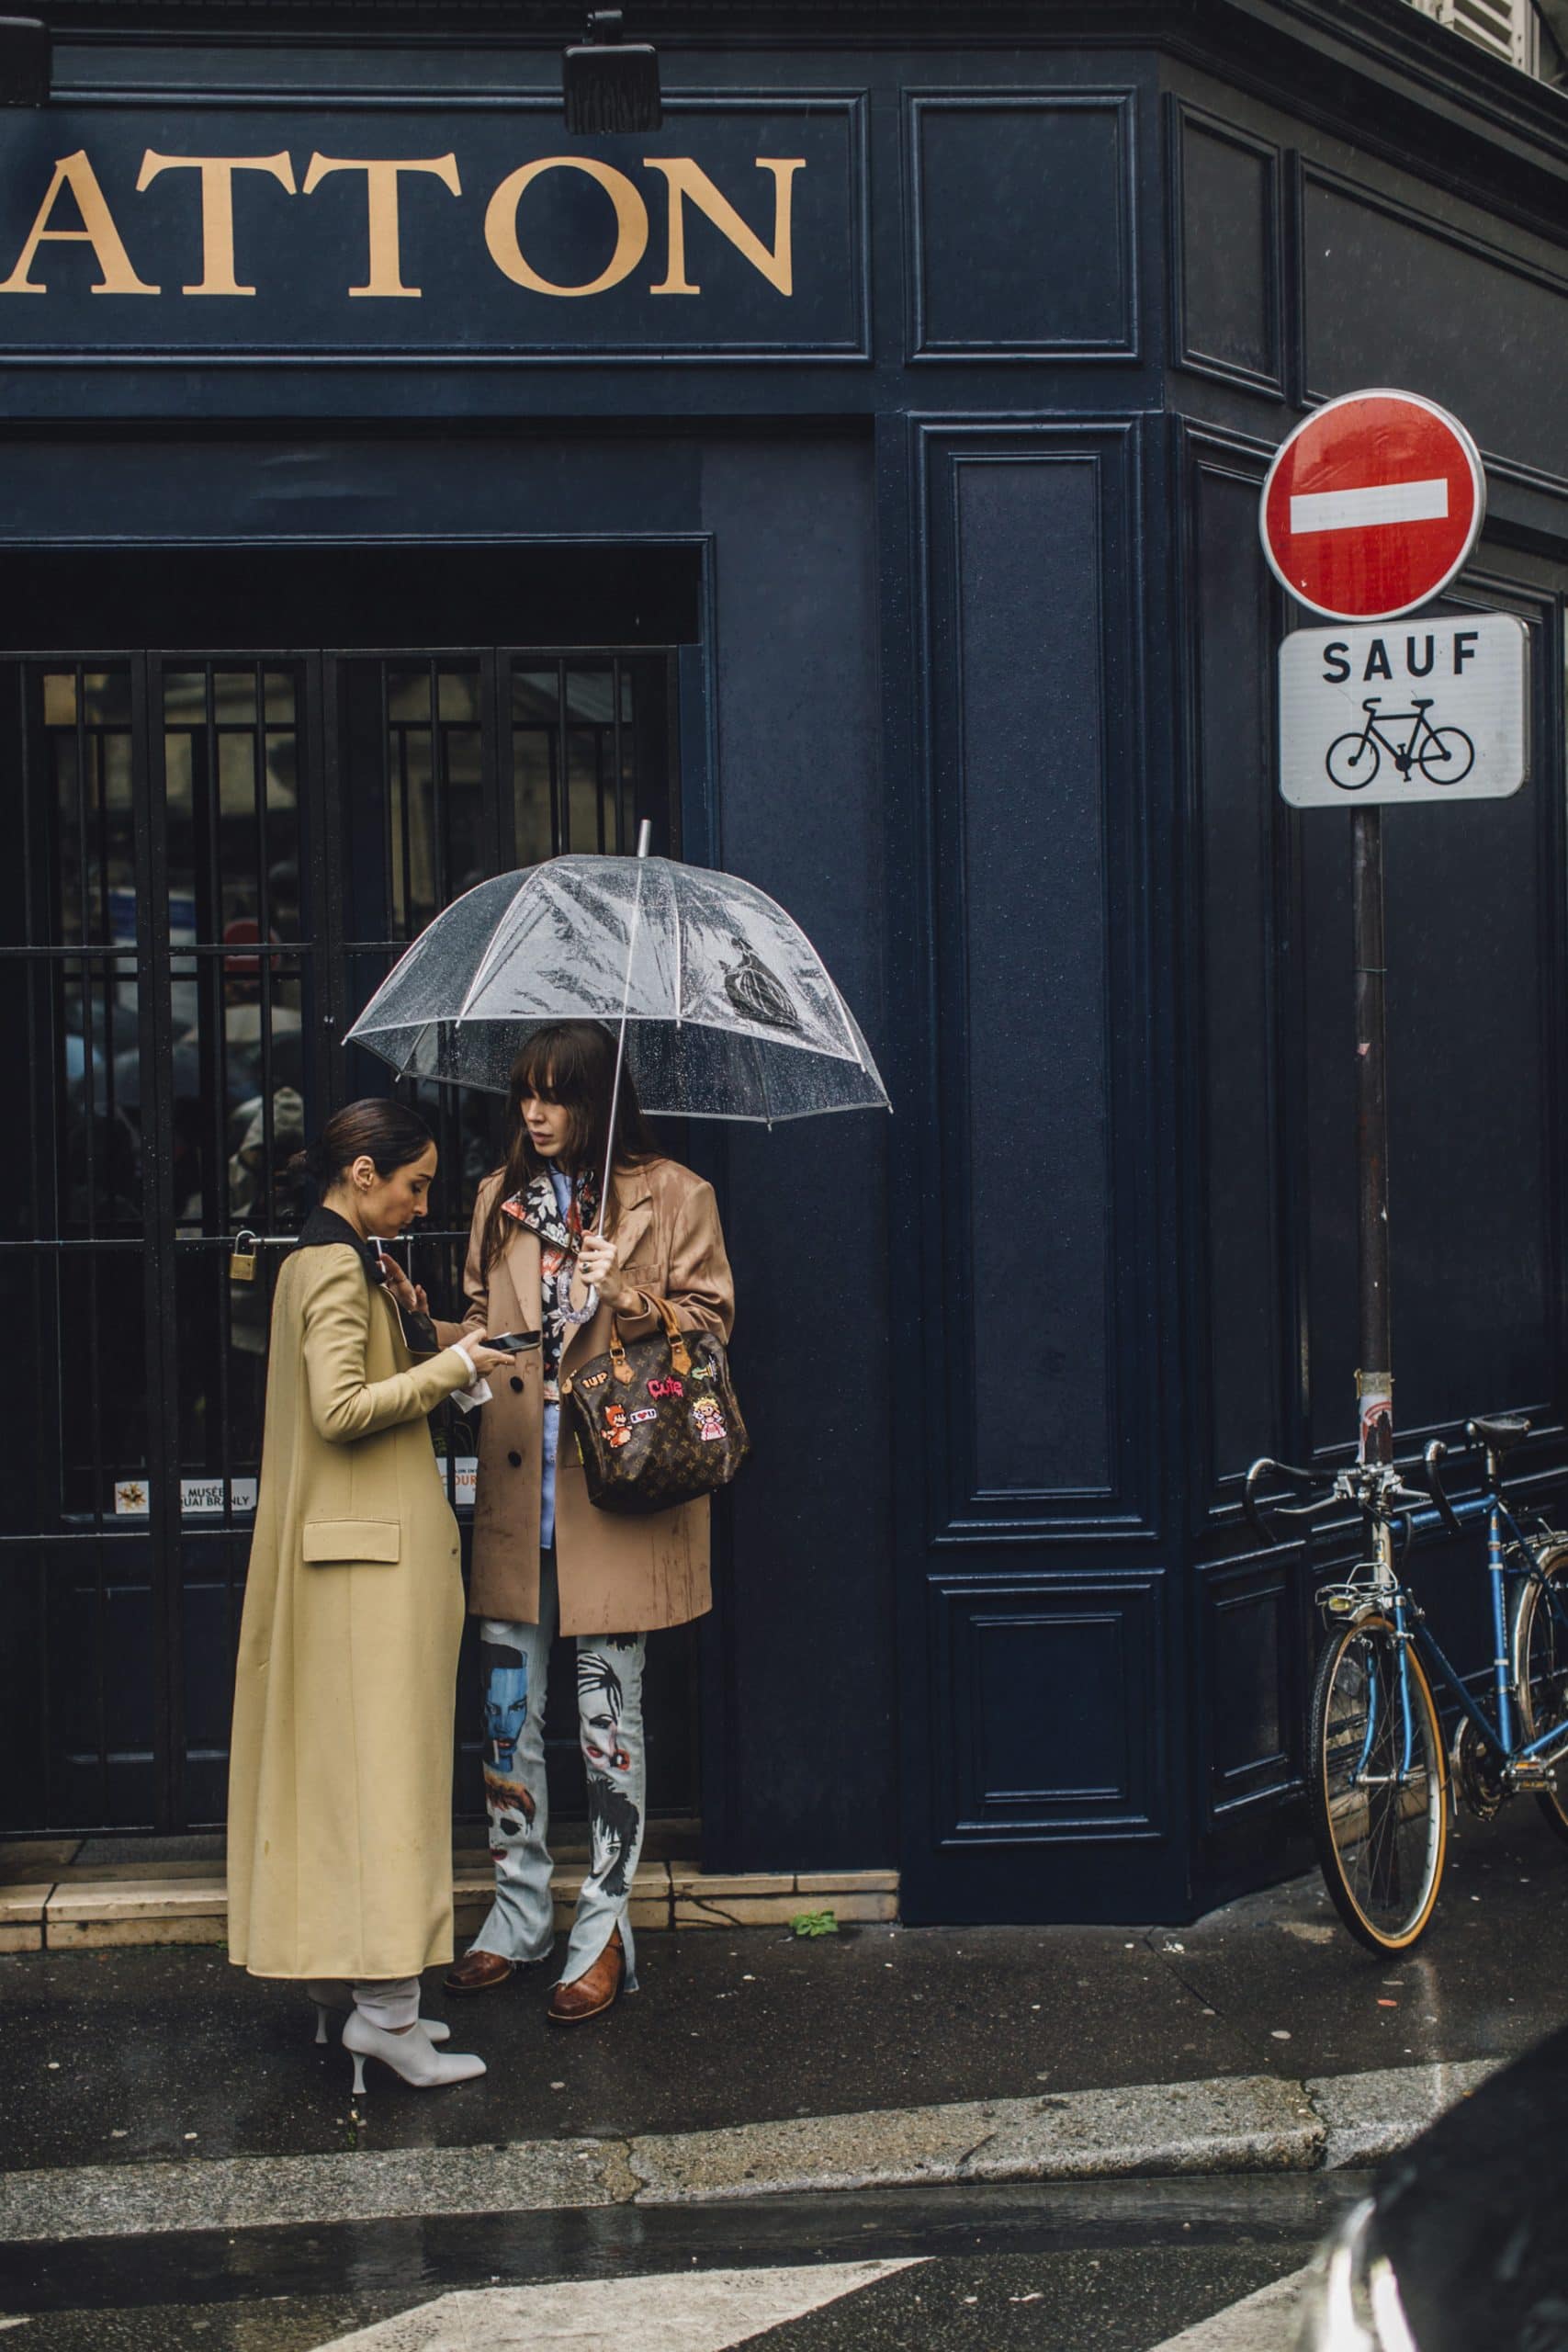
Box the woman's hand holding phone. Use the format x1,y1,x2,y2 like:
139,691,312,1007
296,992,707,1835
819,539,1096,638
459,1336,513,1379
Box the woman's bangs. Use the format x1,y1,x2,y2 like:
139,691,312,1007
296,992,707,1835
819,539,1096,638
513,1029,594,1109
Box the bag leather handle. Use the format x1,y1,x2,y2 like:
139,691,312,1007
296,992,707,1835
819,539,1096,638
607,1288,692,1382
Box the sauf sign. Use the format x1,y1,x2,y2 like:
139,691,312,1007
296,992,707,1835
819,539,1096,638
1278,615,1529,808
0,105,863,357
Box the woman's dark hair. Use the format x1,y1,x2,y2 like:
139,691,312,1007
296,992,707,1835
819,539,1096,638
289,1099,436,1199
481,1022,656,1271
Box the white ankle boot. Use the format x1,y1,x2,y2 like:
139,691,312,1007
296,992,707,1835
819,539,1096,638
341,2011,485,2092
305,1981,450,2047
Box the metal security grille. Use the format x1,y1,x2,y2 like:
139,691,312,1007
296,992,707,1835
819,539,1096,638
1409,0,1539,68
1,646,677,1835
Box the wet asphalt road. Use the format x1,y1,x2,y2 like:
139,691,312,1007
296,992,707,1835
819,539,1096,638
4,1803,1567,2345
0,2174,1362,2349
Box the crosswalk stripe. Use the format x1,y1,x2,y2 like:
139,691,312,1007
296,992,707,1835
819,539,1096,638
314,2258,927,2350
1148,2263,1315,2351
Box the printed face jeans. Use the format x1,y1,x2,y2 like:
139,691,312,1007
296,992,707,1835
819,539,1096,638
468,1549,646,1987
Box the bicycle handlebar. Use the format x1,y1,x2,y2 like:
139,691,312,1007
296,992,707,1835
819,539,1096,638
1244,1456,1339,1546
1244,1452,1471,1547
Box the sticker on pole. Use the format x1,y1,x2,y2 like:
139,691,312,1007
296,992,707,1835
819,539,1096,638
1278,614,1529,808
1260,390,1484,622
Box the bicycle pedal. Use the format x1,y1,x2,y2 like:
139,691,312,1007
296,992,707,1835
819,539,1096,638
1506,1762,1557,1792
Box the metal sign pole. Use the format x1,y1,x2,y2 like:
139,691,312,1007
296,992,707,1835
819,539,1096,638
1258,390,1496,1483
1352,806,1393,1467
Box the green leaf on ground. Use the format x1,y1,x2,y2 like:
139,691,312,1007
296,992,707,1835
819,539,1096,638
791,1908,840,1938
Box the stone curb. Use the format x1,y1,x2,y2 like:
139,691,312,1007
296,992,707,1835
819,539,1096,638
627,2075,1322,2204
0,2058,1502,2244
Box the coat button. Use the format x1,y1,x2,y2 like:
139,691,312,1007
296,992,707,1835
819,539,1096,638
510,1375,524,1394
508,1449,523,1467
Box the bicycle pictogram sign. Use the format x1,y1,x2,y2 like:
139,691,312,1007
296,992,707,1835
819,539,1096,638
1277,615,1526,809
1325,695,1475,792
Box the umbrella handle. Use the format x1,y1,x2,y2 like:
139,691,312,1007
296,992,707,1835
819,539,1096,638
595,820,654,1238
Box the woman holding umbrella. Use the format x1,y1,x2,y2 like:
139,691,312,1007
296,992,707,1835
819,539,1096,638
442,1020,735,2022
345,832,886,2017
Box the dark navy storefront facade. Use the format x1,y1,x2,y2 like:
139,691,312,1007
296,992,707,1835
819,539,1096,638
6,0,1568,1925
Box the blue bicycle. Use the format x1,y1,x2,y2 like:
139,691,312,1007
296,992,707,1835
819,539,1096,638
1247,1419,1568,1954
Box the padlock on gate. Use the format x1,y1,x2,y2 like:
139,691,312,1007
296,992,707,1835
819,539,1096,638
230,1228,259,1283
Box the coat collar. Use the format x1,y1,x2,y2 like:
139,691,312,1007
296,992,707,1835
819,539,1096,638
295,1204,383,1283
498,1160,656,1248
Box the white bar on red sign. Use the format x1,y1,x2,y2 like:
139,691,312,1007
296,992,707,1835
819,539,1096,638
1290,478,1450,534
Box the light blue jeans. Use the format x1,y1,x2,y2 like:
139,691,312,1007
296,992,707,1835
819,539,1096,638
468,1550,646,1987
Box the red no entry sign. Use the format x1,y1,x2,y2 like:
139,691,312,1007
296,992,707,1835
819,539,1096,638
1259,389,1485,623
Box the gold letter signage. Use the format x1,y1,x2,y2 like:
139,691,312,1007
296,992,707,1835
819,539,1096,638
644,158,803,296
0,150,158,295
301,154,462,298
482,156,649,298
135,153,296,296
0,107,864,358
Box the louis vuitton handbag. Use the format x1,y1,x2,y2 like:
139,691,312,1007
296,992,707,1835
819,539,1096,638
563,1293,750,1516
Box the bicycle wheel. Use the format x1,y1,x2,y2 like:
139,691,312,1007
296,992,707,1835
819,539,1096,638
1325,731,1380,790
1512,1541,1568,1845
1308,1613,1447,1953
1416,727,1474,785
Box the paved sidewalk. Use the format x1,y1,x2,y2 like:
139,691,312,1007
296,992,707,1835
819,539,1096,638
2,1800,1564,2221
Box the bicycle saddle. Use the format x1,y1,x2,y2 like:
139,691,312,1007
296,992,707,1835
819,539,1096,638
1468,1416,1531,1453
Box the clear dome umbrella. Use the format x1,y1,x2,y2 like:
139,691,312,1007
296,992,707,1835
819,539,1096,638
345,825,889,1216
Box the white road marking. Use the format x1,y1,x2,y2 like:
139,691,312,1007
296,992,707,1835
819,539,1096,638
1290,477,1450,533
313,2258,927,2351
1149,2263,1315,2351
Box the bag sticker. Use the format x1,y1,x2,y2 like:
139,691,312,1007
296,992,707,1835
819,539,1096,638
630,1407,657,1424
692,1398,728,1442
604,1403,632,1450
647,1375,684,1399
579,1368,610,1392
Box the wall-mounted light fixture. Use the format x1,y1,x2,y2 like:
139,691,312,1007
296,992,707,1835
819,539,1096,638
562,8,661,135
0,17,49,106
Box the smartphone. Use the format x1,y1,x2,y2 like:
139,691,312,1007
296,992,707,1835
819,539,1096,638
485,1329,541,1354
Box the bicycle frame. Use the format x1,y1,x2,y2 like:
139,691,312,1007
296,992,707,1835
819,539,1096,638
1367,1487,1568,1778
1352,699,1441,775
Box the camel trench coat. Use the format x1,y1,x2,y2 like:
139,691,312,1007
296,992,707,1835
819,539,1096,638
448,1157,735,1634
227,1208,478,1982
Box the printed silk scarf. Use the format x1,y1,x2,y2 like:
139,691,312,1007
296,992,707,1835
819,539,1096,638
500,1169,601,1404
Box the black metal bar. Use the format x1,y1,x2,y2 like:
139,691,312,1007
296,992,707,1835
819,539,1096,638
430,653,444,917
310,653,347,1133
16,664,59,1828
70,671,98,1246
662,651,682,858
554,657,567,851
612,655,626,853
1352,806,1393,1468
396,671,413,944
137,652,186,1831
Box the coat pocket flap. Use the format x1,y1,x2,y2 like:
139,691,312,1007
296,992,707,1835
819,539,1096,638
302,1519,401,1565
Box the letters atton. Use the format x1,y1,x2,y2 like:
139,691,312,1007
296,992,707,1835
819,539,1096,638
0,148,805,299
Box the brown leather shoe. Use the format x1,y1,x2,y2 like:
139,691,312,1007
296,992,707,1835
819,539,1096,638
547,1928,625,2025
443,1950,514,1995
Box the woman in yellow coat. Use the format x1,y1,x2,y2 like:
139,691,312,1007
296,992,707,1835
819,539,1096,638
227,1099,510,2093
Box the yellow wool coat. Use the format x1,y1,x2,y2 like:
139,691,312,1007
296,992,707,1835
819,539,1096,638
227,1207,478,1982
449,1157,735,1634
